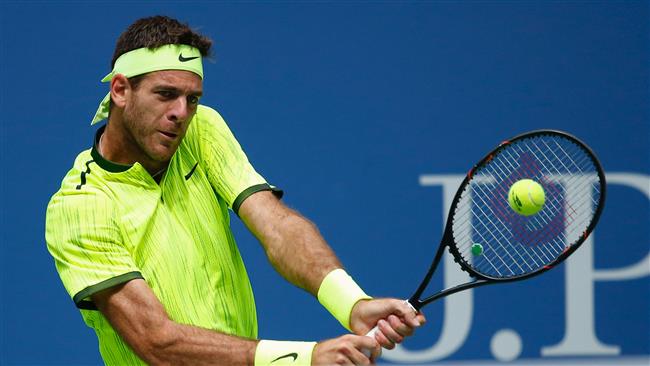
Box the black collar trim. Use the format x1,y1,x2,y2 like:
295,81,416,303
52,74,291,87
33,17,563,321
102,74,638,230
90,125,133,173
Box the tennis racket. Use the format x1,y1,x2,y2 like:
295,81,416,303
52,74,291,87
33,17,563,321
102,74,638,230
364,129,606,349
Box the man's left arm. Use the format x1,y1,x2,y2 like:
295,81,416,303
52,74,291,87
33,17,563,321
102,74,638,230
238,190,425,349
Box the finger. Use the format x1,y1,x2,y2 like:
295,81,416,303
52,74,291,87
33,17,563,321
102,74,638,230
378,318,404,343
396,301,421,328
416,312,427,325
348,336,378,365
363,335,382,362
383,300,420,328
369,338,382,361
346,347,371,365
387,314,414,338
373,322,396,349
335,340,357,366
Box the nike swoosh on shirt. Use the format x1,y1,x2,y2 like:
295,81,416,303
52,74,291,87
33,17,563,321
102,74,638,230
185,162,199,180
178,53,199,62
271,352,298,363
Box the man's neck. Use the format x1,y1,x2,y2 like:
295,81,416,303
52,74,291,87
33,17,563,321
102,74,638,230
100,118,168,177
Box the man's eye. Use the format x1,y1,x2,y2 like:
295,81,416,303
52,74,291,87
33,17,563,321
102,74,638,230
188,95,200,105
157,91,175,98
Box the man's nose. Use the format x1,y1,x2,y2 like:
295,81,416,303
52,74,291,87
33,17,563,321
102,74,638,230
168,96,189,123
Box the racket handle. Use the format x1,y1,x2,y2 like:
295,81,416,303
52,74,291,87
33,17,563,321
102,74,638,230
362,326,380,358
361,300,417,358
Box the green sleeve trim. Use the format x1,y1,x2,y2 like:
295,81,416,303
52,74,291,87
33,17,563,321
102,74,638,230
73,271,144,310
232,183,283,215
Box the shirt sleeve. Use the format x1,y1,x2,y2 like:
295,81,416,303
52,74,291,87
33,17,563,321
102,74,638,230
193,105,282,214
45,190,143,310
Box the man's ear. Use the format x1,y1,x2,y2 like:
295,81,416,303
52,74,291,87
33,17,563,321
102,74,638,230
110,74,130,108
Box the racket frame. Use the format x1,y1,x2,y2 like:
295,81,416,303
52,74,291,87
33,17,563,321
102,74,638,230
409,129,607,310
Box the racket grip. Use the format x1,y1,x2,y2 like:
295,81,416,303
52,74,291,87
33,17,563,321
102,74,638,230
362,326,380,358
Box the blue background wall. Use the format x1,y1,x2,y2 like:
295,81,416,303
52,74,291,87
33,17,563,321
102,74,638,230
1,1,648,364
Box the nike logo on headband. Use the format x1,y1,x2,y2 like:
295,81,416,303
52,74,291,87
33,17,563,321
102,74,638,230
271,353,298,363
178,53,199,62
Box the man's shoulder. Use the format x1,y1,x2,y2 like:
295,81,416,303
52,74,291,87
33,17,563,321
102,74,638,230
191,104,229,132
195,104,222,120
183,104,233,150
47,149,112,212
55,148,94,188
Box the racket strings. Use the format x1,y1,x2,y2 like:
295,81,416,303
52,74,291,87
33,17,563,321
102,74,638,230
496,148,569,247
451,133,602,278
458,171,559,274
488,137,596,266
454,185,541,275
518,138,601,240
453,194,524,275
469,157,595,275
466,186,547,274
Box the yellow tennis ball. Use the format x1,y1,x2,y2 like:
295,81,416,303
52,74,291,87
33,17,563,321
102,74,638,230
508,179,545,216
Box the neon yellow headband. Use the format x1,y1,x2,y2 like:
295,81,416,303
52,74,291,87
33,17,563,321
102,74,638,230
91,44,204,125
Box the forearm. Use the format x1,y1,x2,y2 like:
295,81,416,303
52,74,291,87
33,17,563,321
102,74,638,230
93,280,258,366
239,192,341,295
139,321,257,366
239,192,372,331
256,205,341,294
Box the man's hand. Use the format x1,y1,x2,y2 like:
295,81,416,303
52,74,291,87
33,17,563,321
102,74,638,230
349,299,426,350
313,334,380,365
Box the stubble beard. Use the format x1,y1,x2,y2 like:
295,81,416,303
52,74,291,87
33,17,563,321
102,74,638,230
122,101,172,166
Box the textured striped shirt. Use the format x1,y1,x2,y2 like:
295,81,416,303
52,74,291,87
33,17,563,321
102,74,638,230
45,105,280,365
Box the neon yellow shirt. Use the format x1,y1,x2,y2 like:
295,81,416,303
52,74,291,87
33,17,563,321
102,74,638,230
46,105,281,365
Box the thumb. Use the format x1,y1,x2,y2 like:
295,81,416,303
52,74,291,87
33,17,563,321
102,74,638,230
357,334,381,360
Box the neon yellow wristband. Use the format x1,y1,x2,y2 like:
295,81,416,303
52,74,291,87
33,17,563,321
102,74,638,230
317,269,372,331
255,340,316,366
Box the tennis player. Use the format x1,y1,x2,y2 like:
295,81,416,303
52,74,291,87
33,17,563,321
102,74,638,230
45,16,424,365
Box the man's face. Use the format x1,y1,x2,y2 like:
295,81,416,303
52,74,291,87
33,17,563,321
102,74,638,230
122,70,203,165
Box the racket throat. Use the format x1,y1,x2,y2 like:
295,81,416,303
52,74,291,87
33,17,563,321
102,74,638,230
409,239,449,311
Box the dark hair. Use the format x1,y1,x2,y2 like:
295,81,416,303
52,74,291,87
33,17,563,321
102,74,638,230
112,15,212,68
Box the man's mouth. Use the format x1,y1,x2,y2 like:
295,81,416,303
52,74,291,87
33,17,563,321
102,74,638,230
159,131,178,139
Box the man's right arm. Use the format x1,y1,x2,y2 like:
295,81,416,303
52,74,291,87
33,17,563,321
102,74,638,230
92,278,257,366
93,279,380,366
